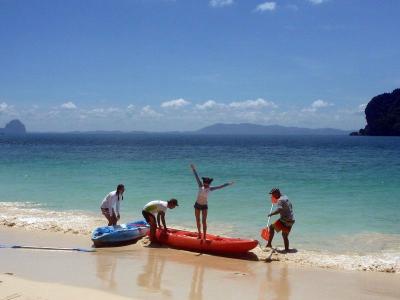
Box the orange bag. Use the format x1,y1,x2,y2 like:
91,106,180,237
261,227,270,241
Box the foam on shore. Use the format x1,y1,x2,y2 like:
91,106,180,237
0,201,101,234
252,247,400,273
1,201,399,274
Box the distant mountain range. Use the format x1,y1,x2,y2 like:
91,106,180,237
194,123,350,135
65,123,349,135
1,120,350,135
70,123,350,135
68,130,148,135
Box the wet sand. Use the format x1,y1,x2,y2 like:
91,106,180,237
0,227,399,300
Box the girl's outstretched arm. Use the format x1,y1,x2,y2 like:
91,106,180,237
190,164,202,187
210,181,234,191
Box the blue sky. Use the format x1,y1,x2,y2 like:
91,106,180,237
0,0,399,131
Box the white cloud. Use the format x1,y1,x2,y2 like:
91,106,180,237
307,0,328,5
140,105,162,118
46,110,61,118
0,102,9,113
0,102,17,116
9,95,366,131
196,98,278,115
229,98,277,109
127,104,136,112
255,2,276,12
195,100,221,110
302,99,333,112
61,102,77,110
161,98,190,109
209,0,234,8
196,98,277,111
338,103,367,116
85,107,121,117
312,99,330,109
358,103,367,112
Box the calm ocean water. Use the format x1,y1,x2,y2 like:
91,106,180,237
1,134,399,271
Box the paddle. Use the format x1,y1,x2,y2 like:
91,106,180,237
261,195,278,241
0,244,96,252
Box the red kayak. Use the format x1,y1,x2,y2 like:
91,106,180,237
154,228,258,255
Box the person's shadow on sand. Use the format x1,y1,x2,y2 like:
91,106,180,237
189,263,205,300
137,250,172,297
258,264,290,300
95,253,117,290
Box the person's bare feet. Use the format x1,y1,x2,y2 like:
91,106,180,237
202,234,211,242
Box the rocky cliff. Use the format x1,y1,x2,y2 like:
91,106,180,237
351,89,400,136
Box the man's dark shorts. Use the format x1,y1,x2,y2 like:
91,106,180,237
142,210,156,224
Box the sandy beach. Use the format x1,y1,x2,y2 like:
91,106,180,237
0,227,399,300
2,0,400,298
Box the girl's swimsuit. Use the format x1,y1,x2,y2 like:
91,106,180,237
194,187,211,210
194,202,208,210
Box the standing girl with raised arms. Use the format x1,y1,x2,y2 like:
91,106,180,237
190,164,234,240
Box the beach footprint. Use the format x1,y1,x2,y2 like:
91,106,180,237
234,272,248,276
3,293,21,300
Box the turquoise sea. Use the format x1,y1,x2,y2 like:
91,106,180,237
1,134,399,272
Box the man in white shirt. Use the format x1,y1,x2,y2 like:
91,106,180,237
142,199,178,242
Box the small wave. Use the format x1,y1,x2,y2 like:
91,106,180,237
0,201,102,234
0,201,42,208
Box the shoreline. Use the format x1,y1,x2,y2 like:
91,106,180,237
1,226,399,300
1,201,399,274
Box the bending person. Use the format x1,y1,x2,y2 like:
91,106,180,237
142,199,179,242
100,184,125,226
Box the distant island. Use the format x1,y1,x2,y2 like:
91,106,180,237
351,89,400,136
195,123,349,135
0,119,26,135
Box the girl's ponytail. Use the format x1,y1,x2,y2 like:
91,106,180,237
116,184,125,200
